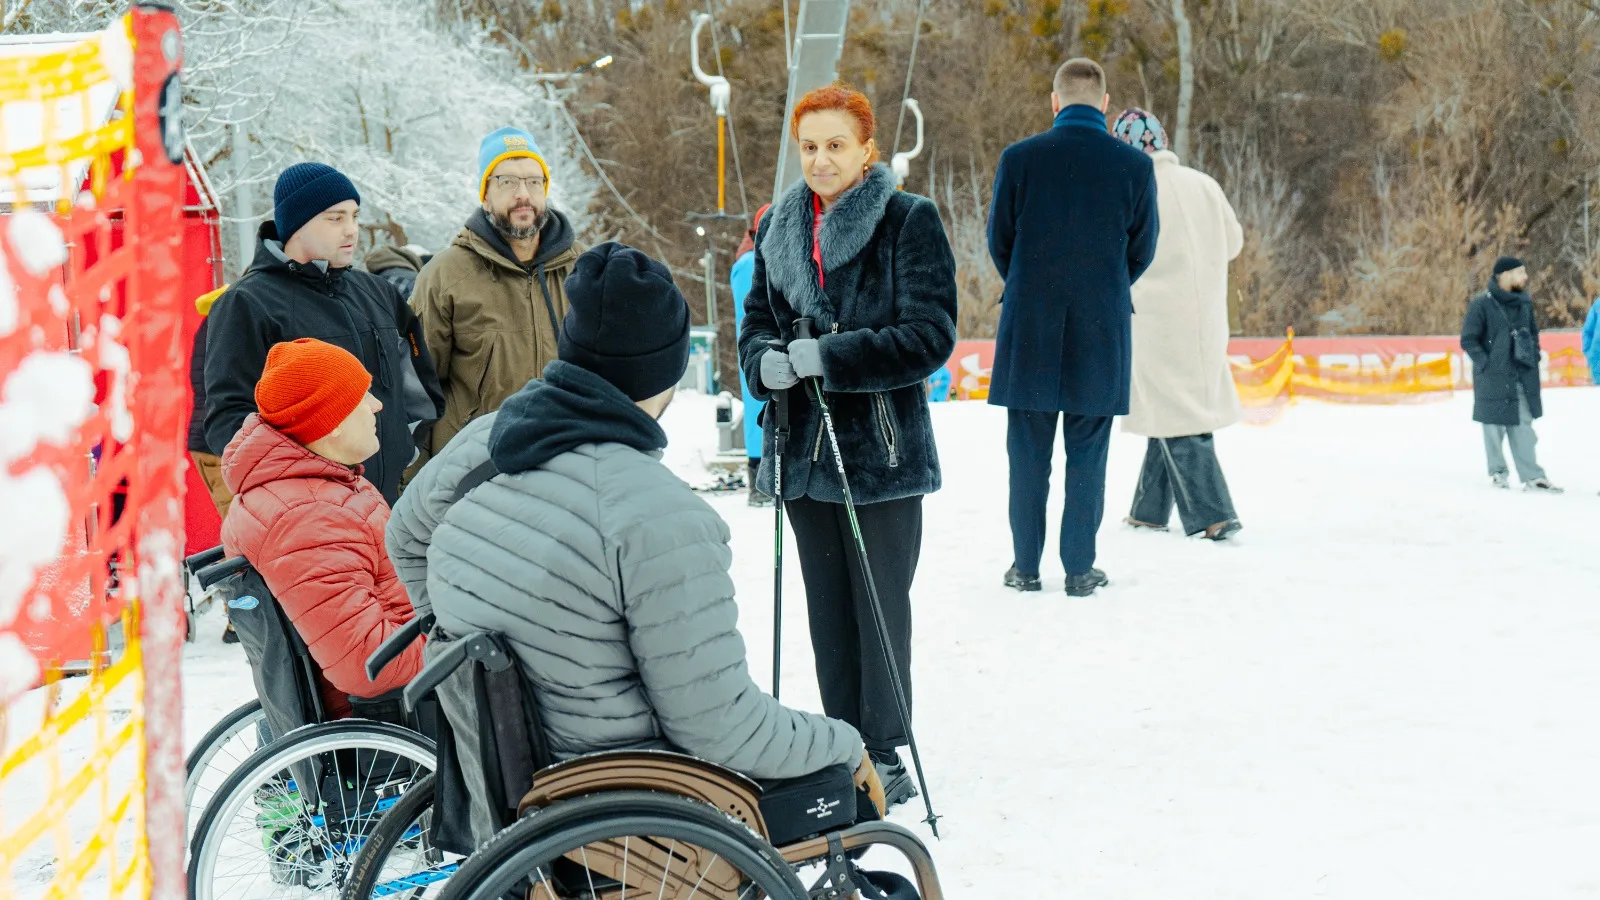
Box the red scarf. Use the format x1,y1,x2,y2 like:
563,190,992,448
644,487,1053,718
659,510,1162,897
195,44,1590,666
811,192,825,288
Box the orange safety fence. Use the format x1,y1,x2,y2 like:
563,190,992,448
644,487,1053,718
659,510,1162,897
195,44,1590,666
944,329,1594,419
0,7,188,899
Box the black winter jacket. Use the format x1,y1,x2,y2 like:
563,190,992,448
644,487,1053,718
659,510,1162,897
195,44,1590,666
1462,283,1543,426
204,222,444,503
738,165,958,505
187,316,211,453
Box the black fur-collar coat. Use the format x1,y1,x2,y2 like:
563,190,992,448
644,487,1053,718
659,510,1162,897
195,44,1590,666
737,164,958,504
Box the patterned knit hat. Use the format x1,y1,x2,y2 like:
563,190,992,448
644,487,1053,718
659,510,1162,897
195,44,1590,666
478,127,550,201
255,339,372,444
1112,108,1170,155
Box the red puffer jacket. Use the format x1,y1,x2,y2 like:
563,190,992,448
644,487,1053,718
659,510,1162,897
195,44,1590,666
220,415,423,718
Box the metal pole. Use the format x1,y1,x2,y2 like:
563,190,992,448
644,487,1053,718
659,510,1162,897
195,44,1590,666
702,242,718,392
229,123,255,278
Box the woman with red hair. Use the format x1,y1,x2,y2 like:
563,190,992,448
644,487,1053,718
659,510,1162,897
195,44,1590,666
737,83,958,809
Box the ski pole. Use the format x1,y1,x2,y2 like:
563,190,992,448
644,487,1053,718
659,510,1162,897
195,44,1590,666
792,317,941,837
767,338,791,702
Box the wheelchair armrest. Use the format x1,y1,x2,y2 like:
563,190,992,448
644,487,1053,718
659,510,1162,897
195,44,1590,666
366,613,435,681
184,545,227,575
194,556,250,590
402,630,512,713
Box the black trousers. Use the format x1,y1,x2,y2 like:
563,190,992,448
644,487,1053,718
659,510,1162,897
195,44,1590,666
785,494,921,752
1007,410,1113,576
1129,435,1238,536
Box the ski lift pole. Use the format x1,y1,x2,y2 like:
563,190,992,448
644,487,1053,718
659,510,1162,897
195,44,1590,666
691,13,731,215
890,98,924,190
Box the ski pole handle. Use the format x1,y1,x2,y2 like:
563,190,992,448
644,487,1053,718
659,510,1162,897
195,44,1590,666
792,317,816,341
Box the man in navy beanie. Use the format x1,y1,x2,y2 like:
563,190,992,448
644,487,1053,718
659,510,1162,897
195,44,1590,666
203,162,444,504
388,243,885,844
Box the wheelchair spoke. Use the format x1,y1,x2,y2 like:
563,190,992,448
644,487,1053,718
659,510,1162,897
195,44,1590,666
621,835,630,899
685,852,720,898
655,839,677,900
581,843,598,898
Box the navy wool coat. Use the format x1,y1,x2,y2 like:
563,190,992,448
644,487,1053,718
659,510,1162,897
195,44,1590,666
986,105,1160,415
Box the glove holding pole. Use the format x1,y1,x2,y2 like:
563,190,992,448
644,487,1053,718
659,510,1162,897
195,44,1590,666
788,316,942,837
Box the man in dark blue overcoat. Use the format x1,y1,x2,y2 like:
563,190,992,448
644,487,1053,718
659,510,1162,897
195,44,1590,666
987,58,1160,596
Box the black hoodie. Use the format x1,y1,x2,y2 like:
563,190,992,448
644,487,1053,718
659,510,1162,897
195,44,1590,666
203,222,445,504
488,361,667,475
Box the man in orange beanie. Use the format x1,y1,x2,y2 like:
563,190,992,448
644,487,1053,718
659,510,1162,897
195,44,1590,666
220,338,423,717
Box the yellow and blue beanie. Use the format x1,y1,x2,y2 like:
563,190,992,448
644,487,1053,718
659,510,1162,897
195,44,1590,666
479,127,550,201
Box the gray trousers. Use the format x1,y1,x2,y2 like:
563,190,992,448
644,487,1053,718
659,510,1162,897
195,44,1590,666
1130,435,1238,536
1483,388,1546,483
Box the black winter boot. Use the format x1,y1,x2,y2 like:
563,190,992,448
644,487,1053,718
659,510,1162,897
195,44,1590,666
869,749,917,809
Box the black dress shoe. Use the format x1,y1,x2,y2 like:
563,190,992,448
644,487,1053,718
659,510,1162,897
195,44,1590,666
1003,566,1041,592
1065,568,1109,597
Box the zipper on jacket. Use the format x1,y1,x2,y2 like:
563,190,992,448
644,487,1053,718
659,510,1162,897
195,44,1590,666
872,392,899,468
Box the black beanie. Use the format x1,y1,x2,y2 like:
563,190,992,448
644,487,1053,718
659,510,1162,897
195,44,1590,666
274,163,361,244
559,243,690,401
1492,256,1525,277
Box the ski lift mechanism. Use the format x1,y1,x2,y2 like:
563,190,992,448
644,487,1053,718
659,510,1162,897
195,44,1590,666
891,98,924,189
690,13,732,217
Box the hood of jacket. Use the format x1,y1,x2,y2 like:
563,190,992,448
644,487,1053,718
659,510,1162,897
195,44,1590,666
488,360,667,475
220,413,363,497
758,163,897,326
243,220,347,293
459,206,577,274
365,244,423,275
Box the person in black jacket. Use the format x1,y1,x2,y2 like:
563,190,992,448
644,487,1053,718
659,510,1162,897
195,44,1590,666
204,163,443,505
188,284,232,519
1461,256,1561,492
738,84,958,810
986,58,1159,596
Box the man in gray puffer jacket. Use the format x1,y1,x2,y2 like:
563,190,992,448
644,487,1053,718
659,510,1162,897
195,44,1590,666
388,243,873,786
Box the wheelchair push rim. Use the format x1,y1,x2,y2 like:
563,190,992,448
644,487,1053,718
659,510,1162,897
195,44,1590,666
188,721,436,900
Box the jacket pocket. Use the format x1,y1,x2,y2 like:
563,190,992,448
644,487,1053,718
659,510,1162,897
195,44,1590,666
871,392,899,468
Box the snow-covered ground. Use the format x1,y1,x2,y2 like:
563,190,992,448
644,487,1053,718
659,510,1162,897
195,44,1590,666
17,389,1600,897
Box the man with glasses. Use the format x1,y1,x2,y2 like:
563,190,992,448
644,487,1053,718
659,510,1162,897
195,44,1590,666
409,127,581,467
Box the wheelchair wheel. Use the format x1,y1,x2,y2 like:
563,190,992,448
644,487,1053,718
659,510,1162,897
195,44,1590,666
188,720,436,900
186,699,269,840
341,773,464,899
437,790,808,900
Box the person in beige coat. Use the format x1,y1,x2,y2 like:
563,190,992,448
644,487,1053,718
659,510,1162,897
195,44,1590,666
1113,108,1245,541
408,127,580,472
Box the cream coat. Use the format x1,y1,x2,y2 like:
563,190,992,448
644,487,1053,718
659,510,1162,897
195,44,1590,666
1123,151,1245,438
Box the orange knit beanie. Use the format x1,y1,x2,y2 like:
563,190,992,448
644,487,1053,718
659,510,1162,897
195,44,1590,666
254,338,372,444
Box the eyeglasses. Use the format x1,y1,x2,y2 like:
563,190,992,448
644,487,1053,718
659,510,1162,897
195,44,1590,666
489,174,546,193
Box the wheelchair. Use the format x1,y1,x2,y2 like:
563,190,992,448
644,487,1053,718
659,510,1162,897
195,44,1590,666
182,547,272,835
180,548,437,899
339,623,946,900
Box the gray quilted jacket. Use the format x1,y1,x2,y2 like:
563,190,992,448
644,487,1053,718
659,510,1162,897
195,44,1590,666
387,361,862,779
